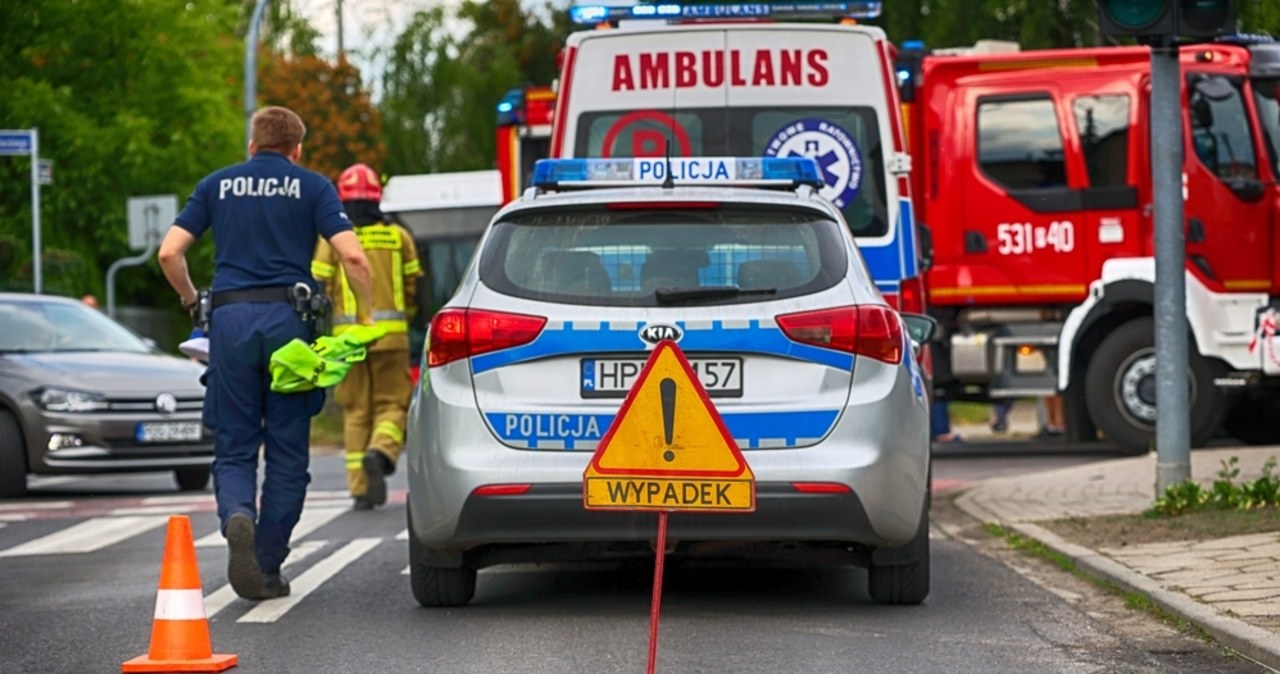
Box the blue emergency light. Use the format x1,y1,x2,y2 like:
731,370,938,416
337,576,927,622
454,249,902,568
495,87,524,126
568,1,883,25
530,156,823,190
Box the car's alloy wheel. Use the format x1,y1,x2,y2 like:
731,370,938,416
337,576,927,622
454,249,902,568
0,410,26,499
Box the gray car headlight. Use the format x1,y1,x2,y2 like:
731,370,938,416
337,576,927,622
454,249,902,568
34,388,109,413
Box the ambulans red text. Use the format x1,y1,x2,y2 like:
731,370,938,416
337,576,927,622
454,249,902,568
611,49,830,91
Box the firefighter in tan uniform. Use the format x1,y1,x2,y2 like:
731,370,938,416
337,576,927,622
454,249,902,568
313,163,422,510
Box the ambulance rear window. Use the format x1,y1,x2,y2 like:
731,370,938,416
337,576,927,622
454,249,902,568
478,207,850,307
575,107,888,238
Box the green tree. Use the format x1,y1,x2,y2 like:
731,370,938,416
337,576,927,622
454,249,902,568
0,0,243,303
259,53,385,182
380,2,571,175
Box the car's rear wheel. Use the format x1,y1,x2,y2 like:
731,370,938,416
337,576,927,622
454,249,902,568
0,410,27,499
174,466,211,491
867,501,930,605
407,506,476,607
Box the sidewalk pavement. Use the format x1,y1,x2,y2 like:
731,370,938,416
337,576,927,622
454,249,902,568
953,446,1280,671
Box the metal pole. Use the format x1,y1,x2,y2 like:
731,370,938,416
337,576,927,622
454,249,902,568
106,206,159,318
30,128,41,294
336,0,345,59
1151,43,1190,491
245,0,271,157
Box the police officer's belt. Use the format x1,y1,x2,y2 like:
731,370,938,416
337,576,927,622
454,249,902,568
212,285,293,309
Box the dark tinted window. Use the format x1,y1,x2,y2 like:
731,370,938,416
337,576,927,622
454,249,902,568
575,107,887,237
1073,94,1132,187
978,97,1067,190
1189,74,1257,180
479,207,848,307
1251,77,1280,177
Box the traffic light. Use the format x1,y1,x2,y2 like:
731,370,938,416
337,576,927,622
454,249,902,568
1096,0,1236,40
1178,0,1236,38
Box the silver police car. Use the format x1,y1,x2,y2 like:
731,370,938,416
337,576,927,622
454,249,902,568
405,157,935,607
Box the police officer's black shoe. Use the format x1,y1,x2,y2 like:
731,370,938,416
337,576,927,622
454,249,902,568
225,512,264,600
362,450,390,507
260,573,291,599
352,495,374,510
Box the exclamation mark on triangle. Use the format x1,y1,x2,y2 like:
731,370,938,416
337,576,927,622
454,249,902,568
660,378,676,462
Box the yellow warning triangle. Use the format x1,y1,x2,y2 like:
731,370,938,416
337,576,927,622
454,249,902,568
586,341,752,479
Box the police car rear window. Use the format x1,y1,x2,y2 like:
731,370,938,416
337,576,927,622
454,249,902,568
478,207,848,307
575,107,888,238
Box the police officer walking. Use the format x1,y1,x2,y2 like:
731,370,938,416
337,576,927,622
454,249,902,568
158,106,375,601
312,163,422,510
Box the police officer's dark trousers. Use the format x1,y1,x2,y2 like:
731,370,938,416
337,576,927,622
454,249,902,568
204,301,322,575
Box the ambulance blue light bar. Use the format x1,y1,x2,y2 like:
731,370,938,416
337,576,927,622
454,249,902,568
531,157,823,190
568,2,883,25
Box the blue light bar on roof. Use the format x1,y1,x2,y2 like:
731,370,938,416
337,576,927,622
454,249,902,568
531,156,823,190
568,2,883,25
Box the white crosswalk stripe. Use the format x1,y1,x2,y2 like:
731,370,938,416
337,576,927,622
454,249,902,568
0,501,72,511
110,505,199,516
204,540,327,618
194,506,346,548
237,538,380,623
0,516,169,557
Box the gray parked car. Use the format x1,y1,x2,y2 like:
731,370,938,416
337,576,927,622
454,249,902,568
0,293,212,498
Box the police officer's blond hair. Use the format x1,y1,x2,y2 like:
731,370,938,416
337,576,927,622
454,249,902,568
251,106,306,154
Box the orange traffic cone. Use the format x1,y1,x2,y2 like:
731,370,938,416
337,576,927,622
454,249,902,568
122,515,237,673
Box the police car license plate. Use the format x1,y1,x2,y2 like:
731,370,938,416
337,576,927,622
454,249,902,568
581,357,743,398
136,422,203,443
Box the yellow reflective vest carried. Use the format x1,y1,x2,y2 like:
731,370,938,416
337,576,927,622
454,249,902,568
311,223,422,352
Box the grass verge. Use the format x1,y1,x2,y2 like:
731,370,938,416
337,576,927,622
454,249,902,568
983,523,1212,642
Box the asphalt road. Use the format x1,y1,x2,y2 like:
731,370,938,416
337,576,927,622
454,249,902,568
0,442,1268,673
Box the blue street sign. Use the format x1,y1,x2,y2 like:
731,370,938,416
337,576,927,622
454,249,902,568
0,130,34,156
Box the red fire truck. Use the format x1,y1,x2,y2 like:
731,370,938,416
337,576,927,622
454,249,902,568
496,85,556,203
897,38,1280,452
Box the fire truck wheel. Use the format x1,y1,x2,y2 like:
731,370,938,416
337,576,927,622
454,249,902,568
1084,317,1226,454
1223,398,1280,445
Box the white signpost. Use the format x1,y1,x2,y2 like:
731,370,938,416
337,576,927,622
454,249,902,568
0,129,42,293
107,195,177,317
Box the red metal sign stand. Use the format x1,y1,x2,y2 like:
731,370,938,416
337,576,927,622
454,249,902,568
647,511,669,674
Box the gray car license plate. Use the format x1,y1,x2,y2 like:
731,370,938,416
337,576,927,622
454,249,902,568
581,357,743,398
136,421,203,443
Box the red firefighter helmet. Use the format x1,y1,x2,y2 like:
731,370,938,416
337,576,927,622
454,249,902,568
337,163,382,201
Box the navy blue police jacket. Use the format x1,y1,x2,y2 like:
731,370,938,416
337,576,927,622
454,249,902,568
175,151,352,293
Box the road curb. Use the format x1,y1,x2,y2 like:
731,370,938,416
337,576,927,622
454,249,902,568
953,488,1280,671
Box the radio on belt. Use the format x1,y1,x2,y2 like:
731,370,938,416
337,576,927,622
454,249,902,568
530,156,823,191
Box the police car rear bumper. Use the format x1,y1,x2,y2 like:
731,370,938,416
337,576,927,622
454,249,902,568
422,482,896,569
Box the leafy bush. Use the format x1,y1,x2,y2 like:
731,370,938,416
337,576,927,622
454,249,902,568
1148,456,1280,517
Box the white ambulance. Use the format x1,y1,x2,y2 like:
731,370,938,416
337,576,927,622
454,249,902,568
551,2,926,314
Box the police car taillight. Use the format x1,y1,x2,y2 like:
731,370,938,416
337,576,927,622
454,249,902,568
776,305,903,364
531,157,823,190
568,2,883,26
427,308,547,367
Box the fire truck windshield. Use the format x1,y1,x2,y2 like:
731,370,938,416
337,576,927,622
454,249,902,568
1253,77,1280,176
573,106,889,238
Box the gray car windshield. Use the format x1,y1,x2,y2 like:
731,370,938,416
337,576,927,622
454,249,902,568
479,206,848,307
0,300,152,353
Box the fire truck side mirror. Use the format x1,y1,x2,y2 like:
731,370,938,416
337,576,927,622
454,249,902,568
901,313,939,345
